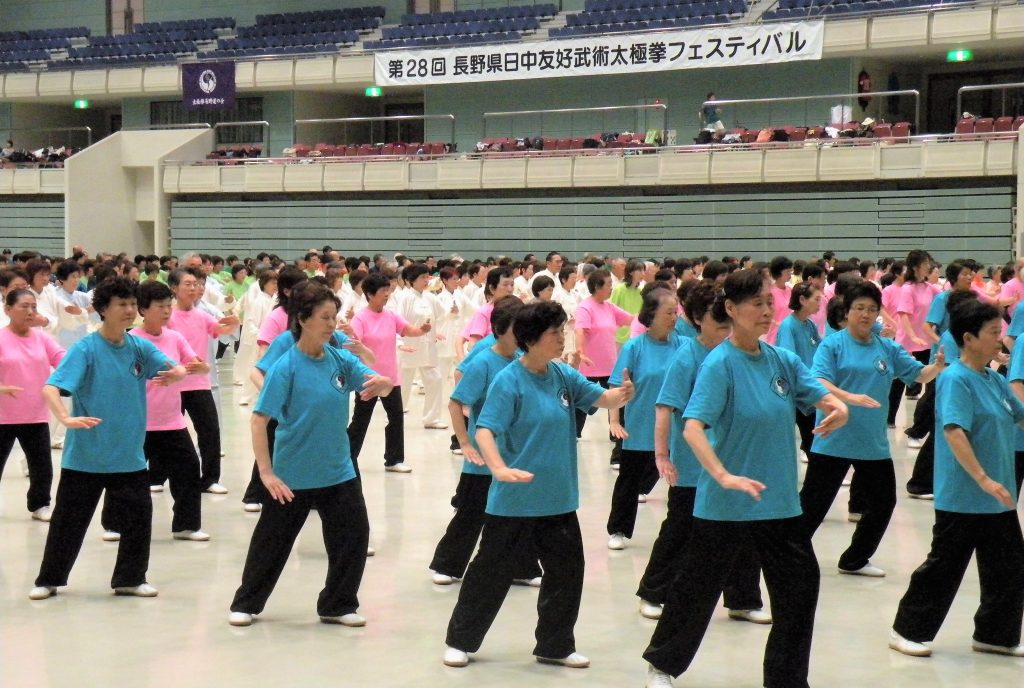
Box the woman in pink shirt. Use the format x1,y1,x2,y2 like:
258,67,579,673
574,269,633,442
347,273,432,474
255,266,307,351
0,288,65,521
165,268,238,494
767,256,794,345
130,281,210,541
892,251,935,409
460,267,514,351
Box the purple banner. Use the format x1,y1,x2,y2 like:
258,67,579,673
182,62,235,111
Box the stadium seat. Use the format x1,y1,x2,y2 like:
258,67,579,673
954,117,975,137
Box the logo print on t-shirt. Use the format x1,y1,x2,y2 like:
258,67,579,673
874,357,889,375
130,360,144,378
558,388,570,408
770,375,790,399
333,373,347,393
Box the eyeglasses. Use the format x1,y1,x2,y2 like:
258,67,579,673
849,305,880,315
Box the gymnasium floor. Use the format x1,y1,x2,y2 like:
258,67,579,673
1,363,1022,687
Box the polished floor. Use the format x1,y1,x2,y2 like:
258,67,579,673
1,363,1022,687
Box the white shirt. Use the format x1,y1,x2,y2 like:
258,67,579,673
394,288,445,368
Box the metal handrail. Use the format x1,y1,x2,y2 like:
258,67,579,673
956,82,1024,124
702,90,921,134
123,123,212,130
758,0,987,22
294,114,456,146
483,104,668,141
0,125,93,148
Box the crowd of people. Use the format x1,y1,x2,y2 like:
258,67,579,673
1,242,1023,686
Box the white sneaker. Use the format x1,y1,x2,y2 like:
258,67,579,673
848,512,862,523
31,506,52,522
607,533,627,550
646,664,675,687
149,484,165,493
889,629,931,657
102,530,121,542
451,447,463,456
114,583,158,597
908,493,934,500
639,600,663,619
384,463,413,473
536,652,590,668
320,613,365,627
366,544,376,557
443,646,469,667
228,611,253,626
204,483,229,494
907,437,925,449
972,641,1024,657
512,576,542,588
432,573,456,586
243,502,262,513
29,586,56,600
841,476,852,486
50,440,63,450
638,494,647,503
173,530,211,541
610,463,620,471
424,422,449,430
799,451,809,464
728,608,773,624
19,457,29,476
839,562,886,577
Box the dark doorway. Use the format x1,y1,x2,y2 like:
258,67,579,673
384,102,425,143
928,68,1024,132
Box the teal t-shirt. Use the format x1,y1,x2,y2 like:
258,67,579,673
610,332,682,451
450,346,516,476
675,316,698,339
476,360,604,517
257,330,350,374
775,314,821,367
811,329,922,460
656,337,712,487
1001,335,1024,452
935,361,1024,514
684,340,827,521
255,345,373,489
48,332,173,473
457,333,498,372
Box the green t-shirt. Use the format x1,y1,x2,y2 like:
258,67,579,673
610,283,643,345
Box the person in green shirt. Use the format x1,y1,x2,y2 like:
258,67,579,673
610,260,645,346
224,264,250,305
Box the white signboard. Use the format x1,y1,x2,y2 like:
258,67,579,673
374,21,824,86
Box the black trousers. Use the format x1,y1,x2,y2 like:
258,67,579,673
177,389,221,488
906,374,935,440
429,472,542,580
35,468,152,589
607,449,661,537
145,429,201,533
795,410,815,456
643,517,819,688
347,386,405,467
446,512,584,658
574,375,608,439
636,486,764,610
893,510,1024,647
230,479,369,617
800,453,897,571
888,350,929,424
906,432,935,496
242,418,278,505
0,422,52,512
1015,451,1024,495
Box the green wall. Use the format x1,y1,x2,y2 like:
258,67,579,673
0,201,67,255
144,0,407,27
425,58,856,152
0,0,106,35
122,92,295,155
168,185,1013,265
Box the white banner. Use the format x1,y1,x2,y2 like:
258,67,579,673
374,21,824,86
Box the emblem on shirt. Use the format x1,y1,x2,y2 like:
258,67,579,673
558,388,570,408
333,373,347,393
130,360,144,378
874,358,889,375
770,374,790,399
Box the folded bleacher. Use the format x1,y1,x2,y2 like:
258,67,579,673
550,0,746,38
199,6,384,58
764,0,967,20
364,4,556,50
56,18,233,69
0,26,90,73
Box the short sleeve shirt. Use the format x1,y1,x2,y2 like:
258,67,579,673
351,308,409,383
575,298,633,377
656,337,712,487
0,328,65,424
129,327,197,431
609,333,683,451
450,346,516,475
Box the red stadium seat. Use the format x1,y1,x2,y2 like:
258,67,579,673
555,138,570,150
973,117,994,135
891,122,910,143
994,116,1014,133
570,137,584,149
1013,116,1024,132
955,117,975,137
789,128,806,142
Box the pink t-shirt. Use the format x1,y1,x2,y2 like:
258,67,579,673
896,282,934,352
257,306,288,347
1000,277,1024,311
463,302,494,341
130,327,196,431
168,307,220,391
0,328,65,424
767,284,792,345
352,308,408,383
629,316,647,338
576,297,633,377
